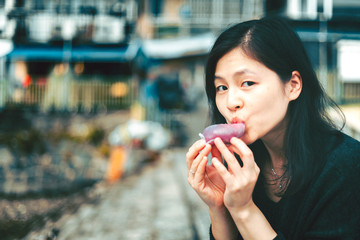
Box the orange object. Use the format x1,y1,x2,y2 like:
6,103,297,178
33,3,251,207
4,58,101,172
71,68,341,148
106,146,127,183
22,74,32,88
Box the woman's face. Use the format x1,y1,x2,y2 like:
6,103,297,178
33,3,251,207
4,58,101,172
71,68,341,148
214,47,292,145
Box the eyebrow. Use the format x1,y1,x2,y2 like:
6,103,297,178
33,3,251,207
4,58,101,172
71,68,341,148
214,69,256,80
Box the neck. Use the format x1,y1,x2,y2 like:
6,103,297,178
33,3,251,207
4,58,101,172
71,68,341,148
262,130,287,169
262,136,287,197
261,115,289,168
264,144,286,170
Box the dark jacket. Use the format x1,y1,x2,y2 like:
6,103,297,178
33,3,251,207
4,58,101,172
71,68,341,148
210,133,360,239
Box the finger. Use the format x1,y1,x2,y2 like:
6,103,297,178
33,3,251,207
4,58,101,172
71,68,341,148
212,157,232,183
190,144,211,175
211,144,221,159
226,146,243,167
186,139,206,169
230,137,255,169
214,138,242,173
194,156,208,182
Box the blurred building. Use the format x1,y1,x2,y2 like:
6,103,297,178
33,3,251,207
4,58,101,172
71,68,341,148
0,0,359,113
0,0,138,44
0,0,139,112
136,0,263,39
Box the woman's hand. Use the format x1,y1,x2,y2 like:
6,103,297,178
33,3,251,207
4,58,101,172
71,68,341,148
187,138,276,240
186,139,226,208
212,137,260,214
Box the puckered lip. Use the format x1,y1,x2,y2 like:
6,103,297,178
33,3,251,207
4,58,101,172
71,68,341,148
230,117,244,124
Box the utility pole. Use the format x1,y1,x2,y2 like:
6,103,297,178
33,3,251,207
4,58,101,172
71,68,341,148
318,0,333,92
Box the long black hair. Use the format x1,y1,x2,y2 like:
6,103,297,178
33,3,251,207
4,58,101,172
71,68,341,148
205,16,344,196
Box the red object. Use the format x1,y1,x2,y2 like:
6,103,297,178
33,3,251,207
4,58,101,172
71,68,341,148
22,74,32,88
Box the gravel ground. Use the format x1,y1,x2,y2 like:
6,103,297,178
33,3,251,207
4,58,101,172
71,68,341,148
2,106,211,240
23,148,211,240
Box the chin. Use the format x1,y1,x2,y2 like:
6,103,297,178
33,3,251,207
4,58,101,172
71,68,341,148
243,139,255,146
239,134,255,146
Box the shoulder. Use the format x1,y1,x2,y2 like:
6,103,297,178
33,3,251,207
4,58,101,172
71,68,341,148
299,133,360,240
326,132,360,171
334,132,360,153
319,132,360,186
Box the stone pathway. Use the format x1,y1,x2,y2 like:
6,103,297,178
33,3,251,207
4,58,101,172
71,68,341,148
25,148,210,240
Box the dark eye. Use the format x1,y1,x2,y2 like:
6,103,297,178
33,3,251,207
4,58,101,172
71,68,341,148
242,81,255,87
216,85,228,92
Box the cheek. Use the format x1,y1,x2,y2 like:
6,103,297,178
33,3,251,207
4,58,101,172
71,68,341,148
247,90,289,128
261,92,288,119
262,85,289,109
215,97,226,115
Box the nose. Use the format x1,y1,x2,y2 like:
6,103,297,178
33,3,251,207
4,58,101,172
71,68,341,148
226,88,243,111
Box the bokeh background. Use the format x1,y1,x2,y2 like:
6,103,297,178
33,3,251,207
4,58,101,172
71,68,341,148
0,0,359,239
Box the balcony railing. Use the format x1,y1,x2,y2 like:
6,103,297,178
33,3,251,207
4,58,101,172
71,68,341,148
0,76,134,112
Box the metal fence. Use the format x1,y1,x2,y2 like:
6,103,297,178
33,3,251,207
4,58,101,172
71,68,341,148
342,82,360,104
0,77,134,112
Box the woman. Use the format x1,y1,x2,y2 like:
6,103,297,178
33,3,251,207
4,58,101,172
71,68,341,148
186,16,360,239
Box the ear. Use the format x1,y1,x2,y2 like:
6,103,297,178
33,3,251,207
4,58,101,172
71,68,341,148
286,71,302,101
